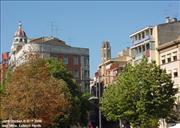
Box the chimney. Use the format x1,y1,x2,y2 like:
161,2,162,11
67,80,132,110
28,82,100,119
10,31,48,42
170,18,177,22
165,17,171,23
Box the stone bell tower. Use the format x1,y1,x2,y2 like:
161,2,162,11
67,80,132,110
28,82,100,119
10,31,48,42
101,40,111,63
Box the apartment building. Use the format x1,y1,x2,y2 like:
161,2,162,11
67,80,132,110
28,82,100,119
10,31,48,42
9,22,90,92
158,38,180,118
130,17,180,65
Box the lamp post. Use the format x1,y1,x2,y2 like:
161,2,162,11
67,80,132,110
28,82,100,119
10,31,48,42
89,76,102,128
97,74,123,128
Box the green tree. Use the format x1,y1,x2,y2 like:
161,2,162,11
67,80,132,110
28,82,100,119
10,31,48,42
46,58,91,127
101,59,177,128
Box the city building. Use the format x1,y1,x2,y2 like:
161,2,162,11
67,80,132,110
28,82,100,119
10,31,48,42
90,41,132,97
130,17,180,128
89,42,131,128
90,41,131,96
9,22,90,92
130,17,180,65
98,41,131,87
158,37,180,119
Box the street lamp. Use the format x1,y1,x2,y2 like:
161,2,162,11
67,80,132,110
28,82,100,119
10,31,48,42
97,74,123,128
89,75,103,128
98,76,102,128
90,76,102,128
88,96,99,128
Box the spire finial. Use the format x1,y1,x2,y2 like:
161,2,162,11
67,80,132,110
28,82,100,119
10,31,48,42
18,21,22,28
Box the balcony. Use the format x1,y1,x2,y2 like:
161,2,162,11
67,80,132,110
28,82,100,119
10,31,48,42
133,50,150,61
134,53,143,60
132,36,153,45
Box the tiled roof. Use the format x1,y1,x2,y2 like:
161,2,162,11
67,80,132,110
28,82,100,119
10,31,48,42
29,37,70,47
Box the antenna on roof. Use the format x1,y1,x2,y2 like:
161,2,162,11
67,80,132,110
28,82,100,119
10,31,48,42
50,21,54,37
55,26,59,38
68,37,72,44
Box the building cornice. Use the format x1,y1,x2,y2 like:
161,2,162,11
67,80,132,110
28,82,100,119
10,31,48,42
157,40,180,51
129,26,154,38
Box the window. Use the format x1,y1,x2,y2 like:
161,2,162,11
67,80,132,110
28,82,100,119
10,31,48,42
138,46,142,53
167,57,171,62
84,57,89,66
138,33,141,40
167,70,172,78
142,45,145,52
173,69,178,78
167,54,171,63
73,56,79,65
173,52,178,61
73,70,79,78
84,70,89,79
142,32,145,38
173,55,177,61
161,55,166,64
145,30,149,36
135,36,137,41
162,60,166,64
150,28,153,35
64,55,68,64
146,43,150,50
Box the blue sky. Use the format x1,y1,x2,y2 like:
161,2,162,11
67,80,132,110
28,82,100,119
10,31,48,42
1,1,180,77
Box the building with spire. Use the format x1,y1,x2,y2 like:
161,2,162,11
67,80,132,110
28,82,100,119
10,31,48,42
8,22,90,92
94,41,131,88
9,22,28,66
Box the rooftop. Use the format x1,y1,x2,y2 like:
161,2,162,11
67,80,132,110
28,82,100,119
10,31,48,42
29,36,70,47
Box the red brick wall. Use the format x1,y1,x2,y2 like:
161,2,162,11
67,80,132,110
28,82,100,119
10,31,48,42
50,53,81,80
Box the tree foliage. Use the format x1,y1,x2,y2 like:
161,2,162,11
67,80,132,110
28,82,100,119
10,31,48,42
1,57,90,127
1,59,71,127
101,59,177,128
46,58,91,127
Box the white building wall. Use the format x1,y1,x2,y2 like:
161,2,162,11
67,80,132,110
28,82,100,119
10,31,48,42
160,47,180,86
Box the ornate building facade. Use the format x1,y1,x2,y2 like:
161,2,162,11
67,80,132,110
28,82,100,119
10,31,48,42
9,22,90,92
